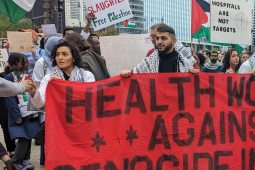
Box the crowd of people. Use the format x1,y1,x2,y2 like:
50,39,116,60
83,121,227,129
1,14,255,170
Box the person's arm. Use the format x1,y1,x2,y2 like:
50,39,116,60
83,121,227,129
193,63,200,71
81,13,95,40
0,77,26,97
31,74,49,108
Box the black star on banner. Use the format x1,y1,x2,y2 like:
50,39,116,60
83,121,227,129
91,131,106,153
126,125,139,146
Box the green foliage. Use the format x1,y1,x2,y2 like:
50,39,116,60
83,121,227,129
94,27,119,37
0,14,33,38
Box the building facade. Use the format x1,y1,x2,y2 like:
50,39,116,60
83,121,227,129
144,0,191,42
65,0,86,28
115,0,144,34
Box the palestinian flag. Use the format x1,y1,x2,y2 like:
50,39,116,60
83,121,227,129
0,0,36,23
124,20,136,28
191,0,245,53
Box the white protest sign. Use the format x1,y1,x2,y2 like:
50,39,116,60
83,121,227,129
210,0,252,45
7,32,33,53
42,24,57,38
0,49,8,73
84,0,133,31
100,34,153,76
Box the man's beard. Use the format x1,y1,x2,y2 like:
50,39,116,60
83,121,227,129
211,59,217,63
158,42,173,55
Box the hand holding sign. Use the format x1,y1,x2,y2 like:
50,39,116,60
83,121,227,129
84,0,133,31
3,42,9,50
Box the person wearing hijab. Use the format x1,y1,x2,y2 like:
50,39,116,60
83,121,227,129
32,36,64,82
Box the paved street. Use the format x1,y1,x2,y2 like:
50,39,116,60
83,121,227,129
0,132,45,170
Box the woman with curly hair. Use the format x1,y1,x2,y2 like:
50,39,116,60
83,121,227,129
30,41,95,108
221,48,241,73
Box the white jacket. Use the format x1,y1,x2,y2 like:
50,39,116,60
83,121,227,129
31,72,95,109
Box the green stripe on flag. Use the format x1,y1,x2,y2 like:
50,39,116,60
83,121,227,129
0,0,28,23
192,26,244,54
125,24,136,28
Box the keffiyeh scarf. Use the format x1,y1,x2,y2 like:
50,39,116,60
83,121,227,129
204,61,223,70
133,41,195,73
174,41,197,65
134,49,189,73
50,66,87,82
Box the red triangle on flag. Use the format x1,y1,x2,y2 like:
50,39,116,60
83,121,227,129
124,20,128,27
191,0,208,36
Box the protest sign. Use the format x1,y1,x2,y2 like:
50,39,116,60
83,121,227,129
210,0,252,45
42,24,57,38
7,32,33,53
84,0,133,31
100,34,153,76
0,49,8,73
46,73,255,169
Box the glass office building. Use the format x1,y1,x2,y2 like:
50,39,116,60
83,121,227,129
144,0,192,42
116,0,144,34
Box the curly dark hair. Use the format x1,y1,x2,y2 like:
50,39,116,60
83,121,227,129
221,48,241,73
65,32,90,52
51,41,83,68
5,53,28,75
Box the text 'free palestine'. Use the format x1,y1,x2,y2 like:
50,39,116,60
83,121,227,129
92,9,132,28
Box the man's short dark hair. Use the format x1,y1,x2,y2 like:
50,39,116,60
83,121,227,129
89,34,99,39
150,23,167,30
247,51,253,56
202,50,211,57
63,28,73,37
211,51,218,56
157,26,175,37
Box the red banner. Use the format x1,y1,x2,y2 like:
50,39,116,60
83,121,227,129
45,73,255,170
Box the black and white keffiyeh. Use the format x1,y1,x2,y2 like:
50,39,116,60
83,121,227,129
174,41,196,65
133,42,195,73
204,61,223,70
50,66,91,82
